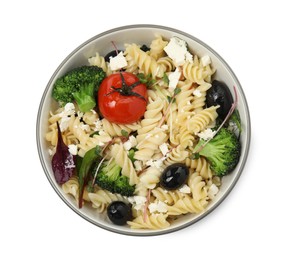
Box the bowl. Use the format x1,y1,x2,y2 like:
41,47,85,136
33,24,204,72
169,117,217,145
37,24,251,236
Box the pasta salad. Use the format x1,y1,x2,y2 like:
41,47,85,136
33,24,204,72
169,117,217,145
46,35,241,230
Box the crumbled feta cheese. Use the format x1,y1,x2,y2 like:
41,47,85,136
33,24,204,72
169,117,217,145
123,135,137,151
164,37,193,66
179,184,191,194
193,89,202,97
197,128,216,141
128,196,147,211
59,102,75,132
80,124,90,132
185,52,193,63
109,51,128,70
200,55,211,66
134,160,143,171
208,184,219,199
146,158,165,169
77,111,84,118
98,130,106,136
159,143,169,156
148,201,168,213
64,103,75,114
94,119,103,131
168,67,181,91
98,141,105,146
123,140,132,151
59,116,71,132
68,144,78,155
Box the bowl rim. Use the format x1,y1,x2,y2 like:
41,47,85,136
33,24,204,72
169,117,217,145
36,24,251,236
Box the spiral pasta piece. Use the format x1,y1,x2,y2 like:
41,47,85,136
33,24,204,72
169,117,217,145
187,171,208,201
125,43,166,78
110,143,139,185
139,167,161,189
166,196,207,215
185,157,213,180
157,56,175,72
152,187,185,205
191,82,212,113
149,35,168,60
135,127,167,161
102,118,140,137
182,55,215,84
136,97,164,139
88,52,112,75
187,106,219,134
127,213,170,229
62,176,91,203
164,145,189,166
88,189,128,212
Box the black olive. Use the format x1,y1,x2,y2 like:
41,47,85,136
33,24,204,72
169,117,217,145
206,80,233,120
160,163,189,190
140,44,150,52
104,50,124,62
107,201,132,225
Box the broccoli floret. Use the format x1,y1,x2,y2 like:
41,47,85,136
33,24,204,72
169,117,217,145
194,128,241,176
114,176,135,197
95,159,135,197
52,66,106,112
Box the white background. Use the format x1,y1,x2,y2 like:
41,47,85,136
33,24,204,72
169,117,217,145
1,0,287,259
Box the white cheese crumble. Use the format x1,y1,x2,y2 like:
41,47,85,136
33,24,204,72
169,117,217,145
109,51,128,70
200,55,211,66
146,158,165,169
168,67,181,91
134,160,143,171
164,37,193,66
178,184,191,194
128,196,147,211
59,102,75,132
94,119,103,131
64,102,75,113
68,144,78,155
80,124,90,132
148,200,168,213
197,128,216,141
193,89,202,97
159,143,169,156
208,184,219,199
59,116,71,132
123,135,137,151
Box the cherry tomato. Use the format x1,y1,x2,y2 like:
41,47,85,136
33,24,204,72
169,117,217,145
98,72,148,124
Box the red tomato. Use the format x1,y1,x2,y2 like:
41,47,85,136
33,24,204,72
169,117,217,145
98,72,148,124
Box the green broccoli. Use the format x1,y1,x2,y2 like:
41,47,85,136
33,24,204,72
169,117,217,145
194,128,241,176
95,159,135,197
52,65,106,112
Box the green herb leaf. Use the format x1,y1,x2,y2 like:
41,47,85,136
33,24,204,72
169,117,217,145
163,73,169,85
174,87,181,95
121,129,129,137
191,153,200,160
89,131,99,137
136,73,156,87
78,146,102,208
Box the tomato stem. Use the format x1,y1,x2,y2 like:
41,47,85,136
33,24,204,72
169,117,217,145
105,72,147,101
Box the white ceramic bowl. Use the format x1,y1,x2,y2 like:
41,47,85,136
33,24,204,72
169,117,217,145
37,24,251,235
